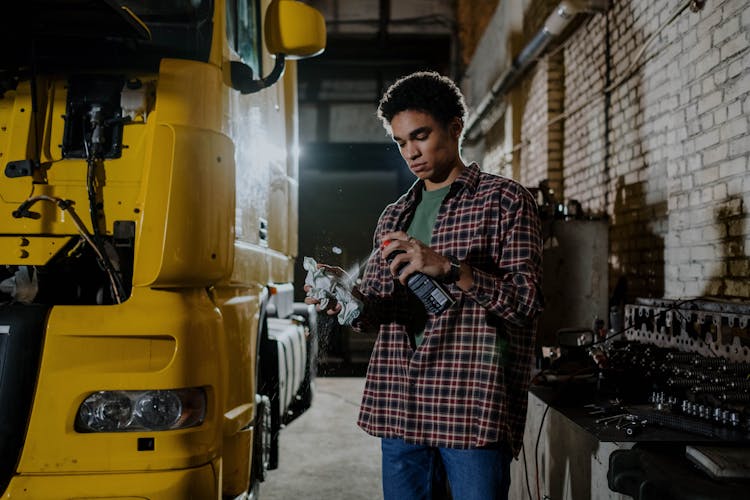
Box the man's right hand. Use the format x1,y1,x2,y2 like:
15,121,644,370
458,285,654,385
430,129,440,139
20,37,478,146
303,263,346,316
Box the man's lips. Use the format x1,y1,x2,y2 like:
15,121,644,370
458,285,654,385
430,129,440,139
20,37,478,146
410,162,428,172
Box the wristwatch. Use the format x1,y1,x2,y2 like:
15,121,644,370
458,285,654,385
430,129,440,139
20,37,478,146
442,255,462,283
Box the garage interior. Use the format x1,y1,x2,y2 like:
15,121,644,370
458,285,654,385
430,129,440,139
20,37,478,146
281,0,750,499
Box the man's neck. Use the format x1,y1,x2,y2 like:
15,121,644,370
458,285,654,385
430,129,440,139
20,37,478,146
424,161,466,191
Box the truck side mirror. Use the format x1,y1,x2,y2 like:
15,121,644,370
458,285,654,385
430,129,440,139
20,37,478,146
230,1,325,94
264,0,326,59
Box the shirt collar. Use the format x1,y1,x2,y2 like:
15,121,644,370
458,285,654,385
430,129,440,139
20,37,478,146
403,162,481,204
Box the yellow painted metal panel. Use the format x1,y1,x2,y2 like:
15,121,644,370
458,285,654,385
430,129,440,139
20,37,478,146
61,335,176,373
3,461,219,499
215,291,259,425
0,83,36,204
269,250,294,284
222,426,254,496
0,235,72,265
268,162,288,253
17,288,225,473
133,124,234,287
227,241,270,286
264,0,326,58
154,59,224,131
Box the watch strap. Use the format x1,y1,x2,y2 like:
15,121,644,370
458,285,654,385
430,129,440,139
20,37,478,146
442,255,461,283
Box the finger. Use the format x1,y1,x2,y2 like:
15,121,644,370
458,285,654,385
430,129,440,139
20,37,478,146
323,302,342,315
382,231,409,243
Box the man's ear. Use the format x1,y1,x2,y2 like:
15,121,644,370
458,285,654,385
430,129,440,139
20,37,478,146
450,117,463,140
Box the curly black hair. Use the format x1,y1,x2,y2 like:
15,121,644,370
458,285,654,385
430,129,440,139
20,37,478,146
377,71,467,131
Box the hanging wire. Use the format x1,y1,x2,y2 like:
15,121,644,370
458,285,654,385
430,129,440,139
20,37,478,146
12,195,124,303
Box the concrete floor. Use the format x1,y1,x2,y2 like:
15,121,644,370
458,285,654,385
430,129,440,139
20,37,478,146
261,377,382,500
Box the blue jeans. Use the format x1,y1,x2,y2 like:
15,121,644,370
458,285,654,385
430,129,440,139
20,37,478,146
381,438,512,500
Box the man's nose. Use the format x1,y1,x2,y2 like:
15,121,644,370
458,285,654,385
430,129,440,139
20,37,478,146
404,143,420,160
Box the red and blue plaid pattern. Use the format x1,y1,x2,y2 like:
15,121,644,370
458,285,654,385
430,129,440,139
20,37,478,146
355,163,544,456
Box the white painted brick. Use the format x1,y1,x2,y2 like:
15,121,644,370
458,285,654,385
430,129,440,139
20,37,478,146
689,189,702,207
696,50,721,77
687,119,701,136
714,17,740,45
727,100,743,120
727,59,744,79
674,246,690,263
684,138,696,154
695,129,720,150
665,264,679,281
719,156,747,177
713,105,728,124
503,0,750,301
692,245,717,261
691,35,713,62
668,196,679,210
687,154,703,171
685,103,698,120
676,125,688,141
729,135,750,156
726,72,750,101
694,205,716,224
702,143,729,165
727,177,744,197
720,34,748,61
700,113,715,131
666,130,678,148
702,224,725,242
713,183,728,200
702,75,717,94
720,116,749,140
685,263,705,279
680,88,691,107
677,194,689,209
698,90,723,115
667,161,679,177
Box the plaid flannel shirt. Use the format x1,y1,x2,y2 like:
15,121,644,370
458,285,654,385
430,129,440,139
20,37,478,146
355,163,543,456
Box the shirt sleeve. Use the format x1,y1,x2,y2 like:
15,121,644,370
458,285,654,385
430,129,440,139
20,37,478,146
349,210,389,333
462,185,544,327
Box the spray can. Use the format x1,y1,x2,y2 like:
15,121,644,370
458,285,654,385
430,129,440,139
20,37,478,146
384,241,455,314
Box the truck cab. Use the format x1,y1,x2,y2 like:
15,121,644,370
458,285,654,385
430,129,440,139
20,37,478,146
0,1,325,498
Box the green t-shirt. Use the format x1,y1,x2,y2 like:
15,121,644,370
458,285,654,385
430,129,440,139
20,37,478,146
406,184,450,347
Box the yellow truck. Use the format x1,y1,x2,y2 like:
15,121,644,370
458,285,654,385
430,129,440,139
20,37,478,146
0,0,325,498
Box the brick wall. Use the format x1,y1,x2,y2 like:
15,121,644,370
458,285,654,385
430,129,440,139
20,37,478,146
456,0,500,69
520,52,565,191
471,0,750,302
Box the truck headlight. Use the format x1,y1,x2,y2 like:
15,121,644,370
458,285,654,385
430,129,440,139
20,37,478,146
75,388,206,432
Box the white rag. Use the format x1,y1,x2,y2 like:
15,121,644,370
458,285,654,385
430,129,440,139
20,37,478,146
303,257,362,326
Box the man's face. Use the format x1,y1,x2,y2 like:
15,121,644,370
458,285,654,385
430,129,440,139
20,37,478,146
390,110,462,189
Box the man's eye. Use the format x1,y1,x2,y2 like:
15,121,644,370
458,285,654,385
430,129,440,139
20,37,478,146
415,133,428,141
397,142,406,148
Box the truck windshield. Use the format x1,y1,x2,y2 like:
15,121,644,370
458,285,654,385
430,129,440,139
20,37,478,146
0,0,214,75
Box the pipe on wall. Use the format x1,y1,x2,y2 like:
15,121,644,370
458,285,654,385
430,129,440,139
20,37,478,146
463,0,610,144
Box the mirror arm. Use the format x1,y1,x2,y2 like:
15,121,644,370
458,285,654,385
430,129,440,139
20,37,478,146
236,54,286,95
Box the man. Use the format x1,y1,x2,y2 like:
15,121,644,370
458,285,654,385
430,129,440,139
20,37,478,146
307,71,543,499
